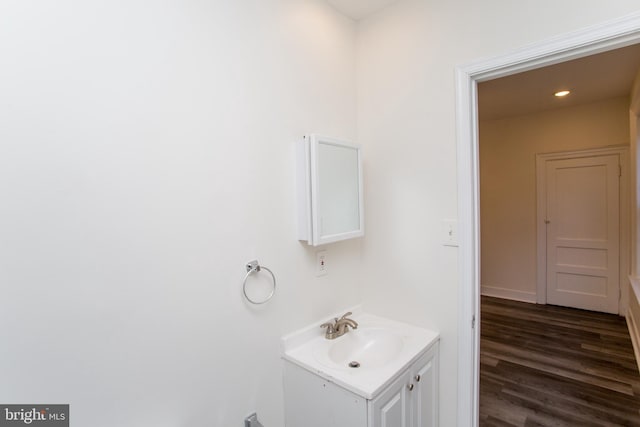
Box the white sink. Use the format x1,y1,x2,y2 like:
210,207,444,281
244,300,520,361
314,327,404,369
281,310,439,399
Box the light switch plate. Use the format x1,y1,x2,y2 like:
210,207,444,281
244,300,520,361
442,219,459,247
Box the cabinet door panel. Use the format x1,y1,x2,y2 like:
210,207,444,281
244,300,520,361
380,393,404,426
370,371,411,427
412,347,439,427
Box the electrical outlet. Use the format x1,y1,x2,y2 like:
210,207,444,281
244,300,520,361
316,250,328,276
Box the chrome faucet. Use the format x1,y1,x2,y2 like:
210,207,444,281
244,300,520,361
320,312,358,340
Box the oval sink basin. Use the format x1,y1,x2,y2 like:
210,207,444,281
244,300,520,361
282,311,440,398
314,327,404,369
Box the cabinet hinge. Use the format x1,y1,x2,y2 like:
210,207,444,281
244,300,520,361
472,314,476,329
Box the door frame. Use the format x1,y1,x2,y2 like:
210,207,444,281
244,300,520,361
455,11,640,427
535,147,629,313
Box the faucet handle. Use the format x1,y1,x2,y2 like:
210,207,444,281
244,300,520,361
320,322,336,333
320,321,339,339
340,311,353,320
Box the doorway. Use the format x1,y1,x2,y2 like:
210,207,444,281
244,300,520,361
455,12,640,427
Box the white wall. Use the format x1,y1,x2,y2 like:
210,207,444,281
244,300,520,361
0,1,362,426
356,1,640,425
480,97,630,302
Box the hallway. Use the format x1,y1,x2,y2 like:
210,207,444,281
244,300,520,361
480,296,640,426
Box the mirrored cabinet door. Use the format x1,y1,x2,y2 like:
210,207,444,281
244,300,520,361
297,135,364,246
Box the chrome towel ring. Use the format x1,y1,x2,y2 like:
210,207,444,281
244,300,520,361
242,260,276,305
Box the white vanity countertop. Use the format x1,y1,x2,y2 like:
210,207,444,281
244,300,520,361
281,310,439,399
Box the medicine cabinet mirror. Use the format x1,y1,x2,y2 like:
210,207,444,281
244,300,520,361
297,134,364,246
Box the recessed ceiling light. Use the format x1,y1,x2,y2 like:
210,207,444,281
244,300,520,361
554,90,571,97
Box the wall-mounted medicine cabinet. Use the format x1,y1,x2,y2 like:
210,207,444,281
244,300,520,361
296,135,364,246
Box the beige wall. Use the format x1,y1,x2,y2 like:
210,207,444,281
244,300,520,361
631,70,640,277
480,97,630,301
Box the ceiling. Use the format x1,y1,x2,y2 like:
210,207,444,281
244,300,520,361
478,43,640,120
326,2,640,120
326,0,400,20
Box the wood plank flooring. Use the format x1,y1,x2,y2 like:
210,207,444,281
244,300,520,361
480,296,640,426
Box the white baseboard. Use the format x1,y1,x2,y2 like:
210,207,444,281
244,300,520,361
481,285,537,304
627,313,640,374
627,276,640,373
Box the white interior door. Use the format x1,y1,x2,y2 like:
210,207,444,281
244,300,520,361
545,155,620,314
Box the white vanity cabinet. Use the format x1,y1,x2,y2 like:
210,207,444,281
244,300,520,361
283,342,439,427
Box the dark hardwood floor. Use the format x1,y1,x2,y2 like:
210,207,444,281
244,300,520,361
480,296,640,426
